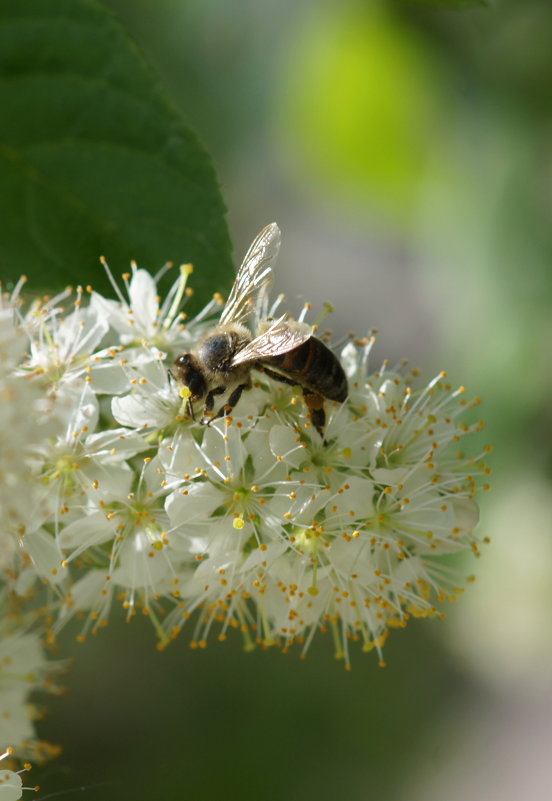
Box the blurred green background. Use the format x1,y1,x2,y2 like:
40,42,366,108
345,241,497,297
2,0,552,798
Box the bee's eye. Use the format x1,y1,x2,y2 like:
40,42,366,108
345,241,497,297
175,353,191,368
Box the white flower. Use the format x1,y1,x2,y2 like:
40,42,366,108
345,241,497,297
0,752,39,801
25,408,148,538
0,229,489,668
0,748,36,801
156,354,488,666
90,261,222,357
54,457,179,640
21,287,108,394
0,594,63,763
111,352,184,433
0,752,20,801
164,421,312,546
0,308,60,565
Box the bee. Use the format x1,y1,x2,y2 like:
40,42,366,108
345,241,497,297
173,223,348,437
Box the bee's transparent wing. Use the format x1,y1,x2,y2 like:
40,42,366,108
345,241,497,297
220,222,281,326
231,317,312,366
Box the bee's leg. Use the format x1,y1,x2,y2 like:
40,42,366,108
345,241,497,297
258,365,298,388
258,367,326,438
302,390,326,439
213,381,250,421
201,387,226,425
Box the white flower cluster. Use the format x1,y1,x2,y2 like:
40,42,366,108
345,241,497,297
0,591,63,763
0,295,56,572
0,256,490,669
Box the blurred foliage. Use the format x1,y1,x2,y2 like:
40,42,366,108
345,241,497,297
0,0,232,301
273,0,552,467
407,0,489,6
403,0,552,462
40,610,471,801
403,0,552,119
104,0,287,161
276,3,448,218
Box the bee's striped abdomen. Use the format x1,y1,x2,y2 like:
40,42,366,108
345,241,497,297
264,337,348,402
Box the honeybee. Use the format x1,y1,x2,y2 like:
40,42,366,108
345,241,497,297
173,223,348,437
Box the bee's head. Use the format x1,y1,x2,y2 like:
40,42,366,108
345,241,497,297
173,353,207,400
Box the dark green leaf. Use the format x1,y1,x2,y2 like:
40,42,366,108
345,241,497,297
0,0,232,303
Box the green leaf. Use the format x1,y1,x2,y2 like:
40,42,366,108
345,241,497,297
0,0,232,304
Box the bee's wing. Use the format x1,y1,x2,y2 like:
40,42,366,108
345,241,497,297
230,316,312,366
219,223,281,326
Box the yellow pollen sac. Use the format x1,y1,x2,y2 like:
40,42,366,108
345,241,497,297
233,516,245,530
180,386,192,399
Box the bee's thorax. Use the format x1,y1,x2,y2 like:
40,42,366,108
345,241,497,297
196,323,251,373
